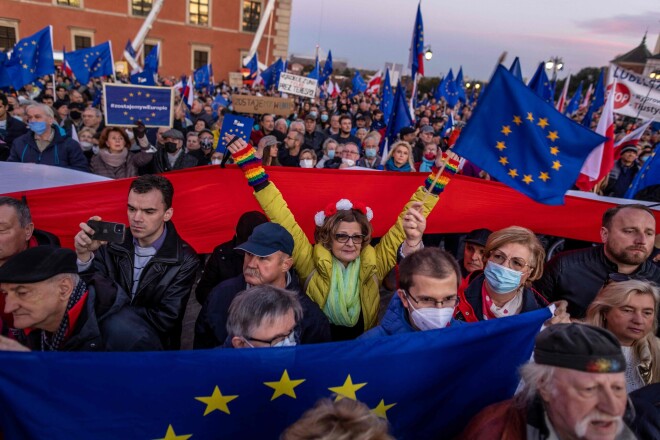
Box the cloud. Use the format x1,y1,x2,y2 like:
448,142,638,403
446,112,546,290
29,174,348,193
577,11,660,37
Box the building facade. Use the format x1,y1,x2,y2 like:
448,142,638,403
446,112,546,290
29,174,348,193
0,0,291,80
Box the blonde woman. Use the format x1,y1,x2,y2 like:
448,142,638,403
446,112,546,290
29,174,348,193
384,141,416,172
586,279,660,392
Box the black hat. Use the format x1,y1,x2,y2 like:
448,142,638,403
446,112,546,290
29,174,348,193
235,223,294,257
534,324,625,373
399,126,416,137
0,246,78,283
465,228,492,247
162,129,184,141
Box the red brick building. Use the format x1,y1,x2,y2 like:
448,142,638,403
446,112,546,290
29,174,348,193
0,0,291,80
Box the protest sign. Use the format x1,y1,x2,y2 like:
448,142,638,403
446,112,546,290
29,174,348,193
103,83,174,127
278,72,318,98
608,64,660,120
229,72,244,89
218,114,254,153
232,95,295,116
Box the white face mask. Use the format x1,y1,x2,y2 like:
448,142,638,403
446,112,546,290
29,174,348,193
211,158,222,165
272,332,297,347
408,299,454,331
300,159,314,168
342,158,355,167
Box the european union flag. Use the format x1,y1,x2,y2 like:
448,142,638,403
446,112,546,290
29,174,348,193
307,56,320,80
144,44,159,74
2,26,54,90
103,83,173,127
262,58,284,90
436,68,459,107
453,65,607,205
528,62,553,103
509,56,523,81
624,149,660,199
0,308,549,439
409,3,424,78
380,69,394,123
385,79,413,144
218,114,254,154
130,69,156,86
564,80,583,116
582,69,604,128
319,50,333,85
352,70,367,95
212,94,229,112
63,42,114,85
194,64,212,89
455,66,466,103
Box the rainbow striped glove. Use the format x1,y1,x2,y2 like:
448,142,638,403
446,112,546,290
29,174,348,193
424,152,460,195
231,145,269,188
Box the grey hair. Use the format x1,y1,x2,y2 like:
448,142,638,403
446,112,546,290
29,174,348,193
226,285,303,339
274,117,288,128
83,107,102,118
0,197,33,227
517,363,556,405
50,273,80,287
322,137,338,153
289,130,304,144
289,120,304,134
26,102,54,119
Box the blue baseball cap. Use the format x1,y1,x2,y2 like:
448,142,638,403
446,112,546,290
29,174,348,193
235,222,294,257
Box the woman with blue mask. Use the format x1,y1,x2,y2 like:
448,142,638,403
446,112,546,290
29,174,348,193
356,134,383,170
454,226,551,322
316,138,339,169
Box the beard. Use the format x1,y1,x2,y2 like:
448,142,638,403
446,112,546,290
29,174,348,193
605,242,651,266
243,268,263,284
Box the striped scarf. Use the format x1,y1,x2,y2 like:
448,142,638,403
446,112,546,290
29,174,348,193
41,279,87,352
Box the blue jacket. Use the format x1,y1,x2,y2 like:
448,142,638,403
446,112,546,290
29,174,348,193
8,124,89,172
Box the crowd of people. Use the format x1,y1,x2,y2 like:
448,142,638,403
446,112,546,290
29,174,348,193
1,70,660,438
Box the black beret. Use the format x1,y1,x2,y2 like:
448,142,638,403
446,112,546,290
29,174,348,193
0,246,77,283
465,228,492,247
534,324,625,373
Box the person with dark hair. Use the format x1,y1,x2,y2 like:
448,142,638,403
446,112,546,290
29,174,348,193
0,246,162,352
331,114,361,148
536,204,660,323
223,133,460,340
90,126,154,179
0,92,28,159
360,248,462,338
152,128,198,173
249,113,277,146
73,175,199,349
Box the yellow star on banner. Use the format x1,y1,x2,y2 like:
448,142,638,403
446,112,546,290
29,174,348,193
547,131,559,142
146,93,151,97
495,141,506,151
552,160,562,171
526,112,534,122
549,146,559,156
264,370,306,401
152,112,156,117
31,40,36,45
152,98,157,103
123,111,128,116
537,118,549,129
137,91,142,96
130,117,135,121
129,92,134,97
329,375,367,401
501,125,512,136
498,156,508,166
372,399,397,420
539,172,550,182
123,97,128,102
522,174,534,185
154,424,192,440
512,115,522,125
195,386,238,416
508,168,518,178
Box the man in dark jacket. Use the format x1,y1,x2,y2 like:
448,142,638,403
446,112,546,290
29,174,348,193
0,246,161,352
302,114,327,158
194,222,331,349
0,92,28,160
152,128,198,173
535,204,659,328
73,175,199,349
7,103,88,172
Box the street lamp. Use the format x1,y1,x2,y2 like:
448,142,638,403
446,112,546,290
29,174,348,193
424,45,433,61
545,56,564,82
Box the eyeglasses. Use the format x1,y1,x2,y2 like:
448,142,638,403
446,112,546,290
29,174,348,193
489,250,532,272
334,233,366,244
247,328,296,347
344,150,359,156
405,291,459,309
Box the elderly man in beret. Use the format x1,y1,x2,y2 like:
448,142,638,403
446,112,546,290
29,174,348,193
461,324,636,440
0,246,161,352
152,128,198,173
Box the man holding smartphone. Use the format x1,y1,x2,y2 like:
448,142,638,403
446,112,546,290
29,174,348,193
73,175,199,349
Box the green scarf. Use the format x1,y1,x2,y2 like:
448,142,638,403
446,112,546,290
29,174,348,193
323,257,361,327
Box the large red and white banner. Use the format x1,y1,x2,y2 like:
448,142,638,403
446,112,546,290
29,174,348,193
3,166,657,254
608,64,660,120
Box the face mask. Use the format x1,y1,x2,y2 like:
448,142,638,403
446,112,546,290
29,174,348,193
69,110,82,120
291,113,298,120
308,112,317,119
483,261,523,294
272,332,297,348
211,158,222,165
29,121,48,135
228,105,234,111
327,150,335,159
321,114,329,122
200,138,214,150
408,299,454,331
164,142,178,153
365,148,377,158
92,144,100,155
423,152,436,161
342,158,355,167
300,159,314,168
79,141,94,152
640,156,649,163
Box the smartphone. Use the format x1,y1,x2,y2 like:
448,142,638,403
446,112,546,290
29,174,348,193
87,220,126,244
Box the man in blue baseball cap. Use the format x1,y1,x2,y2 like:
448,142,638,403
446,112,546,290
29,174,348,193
194,222,330,348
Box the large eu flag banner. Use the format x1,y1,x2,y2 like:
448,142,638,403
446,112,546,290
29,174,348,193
453,65,607,205
103,83,174,128
64,41,114,85
0,308,549,440
2,26,54,90
218,113,254,153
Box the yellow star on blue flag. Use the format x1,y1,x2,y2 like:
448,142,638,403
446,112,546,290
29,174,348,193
218,114,254,153
63,41,114,84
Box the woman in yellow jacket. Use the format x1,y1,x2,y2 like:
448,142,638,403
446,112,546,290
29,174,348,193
224,134,459,340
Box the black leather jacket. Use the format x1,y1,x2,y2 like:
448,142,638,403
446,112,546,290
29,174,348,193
84,222,199,349
535,245,660,322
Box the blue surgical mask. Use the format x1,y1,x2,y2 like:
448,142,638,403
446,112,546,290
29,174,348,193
29,121,48,135
365,148,377,158
309,112,318,119
321,114,329,122
272,332,297,347
483,261,522,294
327,150,336,159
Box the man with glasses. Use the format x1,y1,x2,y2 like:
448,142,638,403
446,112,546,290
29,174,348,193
360,248,462,338
278,130,304,167
194,222,330,348
339,142,361,169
